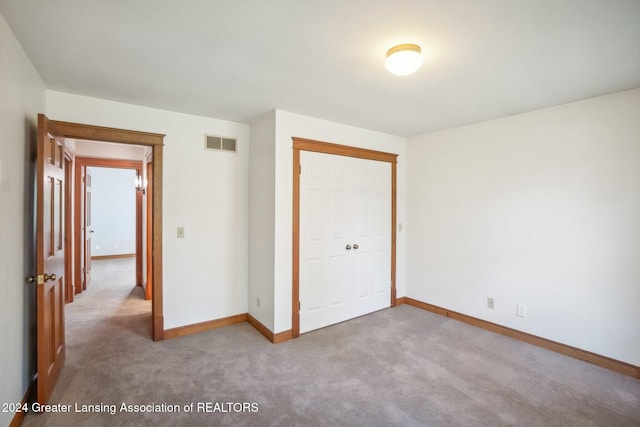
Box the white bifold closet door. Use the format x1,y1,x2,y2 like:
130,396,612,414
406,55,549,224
299,150,391,334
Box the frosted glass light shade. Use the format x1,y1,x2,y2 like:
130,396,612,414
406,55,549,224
385,44,423,76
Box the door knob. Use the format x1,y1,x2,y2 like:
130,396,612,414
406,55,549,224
27,273,56,284
345,244,352,250
353,244,359,250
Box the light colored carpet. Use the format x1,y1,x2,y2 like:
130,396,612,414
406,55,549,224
23,258,640,426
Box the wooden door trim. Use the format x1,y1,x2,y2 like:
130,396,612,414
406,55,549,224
63,145,75,303
145,160,153,300
49,120,164,146
292,137,397,163
292,137,398,338
52,120,165,341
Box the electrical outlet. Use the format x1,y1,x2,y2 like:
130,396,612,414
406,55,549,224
114,242,119,248
257,297,261,308
95,244,100,250
177,227,185,238
516,304,527,318
487,297,494,309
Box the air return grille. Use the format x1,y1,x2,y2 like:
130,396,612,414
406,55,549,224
205,135,237,152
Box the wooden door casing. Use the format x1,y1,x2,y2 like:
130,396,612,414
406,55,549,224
50,118,164,341
292,138,397,338
298,151,391,334
145,160,153,300
63,153,74,303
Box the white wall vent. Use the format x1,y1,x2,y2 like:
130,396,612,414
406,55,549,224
205,135,237,153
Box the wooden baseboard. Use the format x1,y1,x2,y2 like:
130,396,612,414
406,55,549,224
153,315,164,341
247,314,293,344
404,297,640,379
273,329,293,344
164,313,248,340
395,296,406,305
9,376,36,427
162,313,293,344
91,253,135,260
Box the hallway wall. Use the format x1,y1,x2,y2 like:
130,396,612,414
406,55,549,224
89,167,137,257
0,12,46,427
46,90,251,330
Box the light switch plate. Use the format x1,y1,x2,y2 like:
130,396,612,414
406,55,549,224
516,304,527,318
177,227,185,238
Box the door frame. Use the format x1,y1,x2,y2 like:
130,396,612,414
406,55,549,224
51,119,165,341
145,156,153,300
63,145,76,303
292,137,398,338
74,158,144,294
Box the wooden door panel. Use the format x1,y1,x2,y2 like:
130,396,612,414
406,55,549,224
36,114,66,404
85,168,92,289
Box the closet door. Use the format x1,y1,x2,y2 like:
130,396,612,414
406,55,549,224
299,151,391,334
350,158,391,317
299,152,351,333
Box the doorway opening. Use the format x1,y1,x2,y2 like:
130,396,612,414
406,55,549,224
84,165,140,291
53,119,165,341
73,158,144,299
36,115,165,404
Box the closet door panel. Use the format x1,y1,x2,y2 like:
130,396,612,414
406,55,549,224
351,158,391,317
300,151,391,332
300,152,351,333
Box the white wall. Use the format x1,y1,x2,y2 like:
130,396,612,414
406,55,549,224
273,110,407,332
248,112,276,330
89,167,137,257
74,139,148,161
0,12,46,427
47,91,250,329
406,89,640,366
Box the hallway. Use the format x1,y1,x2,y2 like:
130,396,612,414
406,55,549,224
65,258,151,347
24,258,152,426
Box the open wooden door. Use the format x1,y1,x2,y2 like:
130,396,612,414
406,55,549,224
35,114,66,404
84,167,92,289
78,165,93,292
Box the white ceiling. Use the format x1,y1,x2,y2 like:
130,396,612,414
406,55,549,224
1,0,639,137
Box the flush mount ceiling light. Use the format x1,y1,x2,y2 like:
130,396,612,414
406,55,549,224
385,44,423,76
